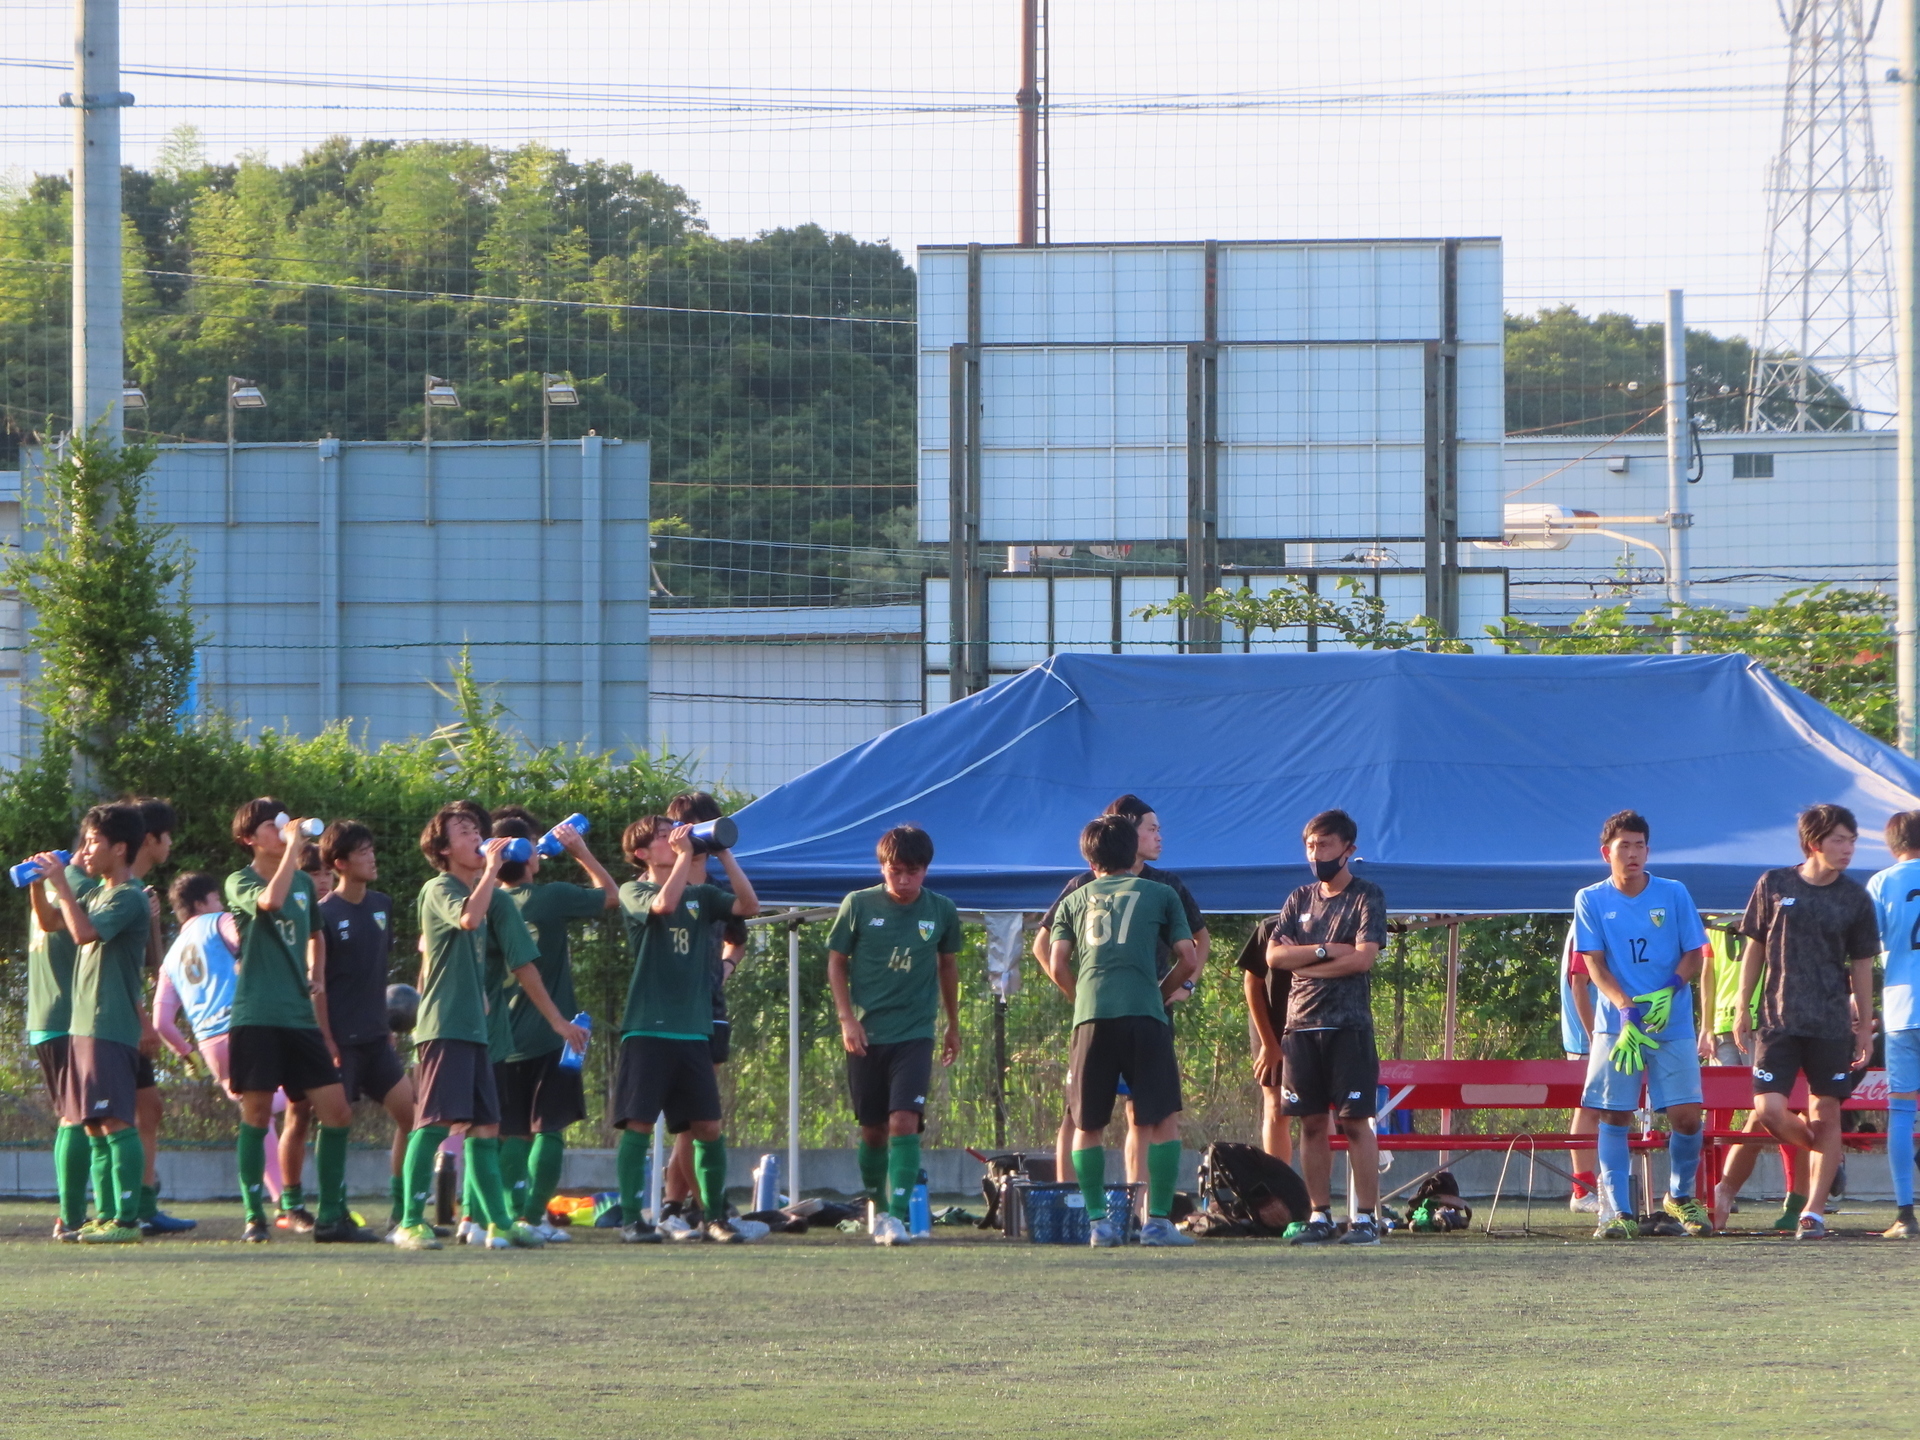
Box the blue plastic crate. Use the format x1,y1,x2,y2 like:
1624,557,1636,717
1021,1182,1144,1244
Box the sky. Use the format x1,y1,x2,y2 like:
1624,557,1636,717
1,0,1903,355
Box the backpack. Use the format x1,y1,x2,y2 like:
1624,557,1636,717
1405,1169,1473,1232
1193,1141,1311,1237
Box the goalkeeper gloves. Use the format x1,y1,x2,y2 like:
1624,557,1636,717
1632,985,1678,1034
1611,1021,1661,1074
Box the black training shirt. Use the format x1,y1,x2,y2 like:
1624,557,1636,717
1255,876,1388,1032
318,889,395,1044
1737,866,1879,1042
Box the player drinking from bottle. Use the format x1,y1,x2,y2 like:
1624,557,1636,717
25,827,96,1240
1865,809,1920,1240
1571,811,1711,1239
1727,803,1879,1240
492,809,619,1239
613,816,759,1244
1044,814,1201,1248
827,824,963,1247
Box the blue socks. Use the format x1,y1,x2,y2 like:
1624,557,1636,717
1597,1122,1633,1218
1890,1099,1916,1209
1666,1127,1703,1200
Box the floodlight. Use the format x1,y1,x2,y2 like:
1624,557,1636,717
121,381,147,410
425,376,461,409
227,376,266,409
543,373,580,406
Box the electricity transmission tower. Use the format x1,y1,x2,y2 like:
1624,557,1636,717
1748,0,1898,430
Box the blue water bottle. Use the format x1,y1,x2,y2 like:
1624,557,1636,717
557,1012,591,1071
492,836,533,864
10,850,69,888
752,1153,781,1212
538,813,591,858
909,1169,932,1238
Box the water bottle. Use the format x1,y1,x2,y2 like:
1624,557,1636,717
273,812,325,838
491,836,533,864
557,1012,592,1071
537,813,591,858
432,1149,458,1227
10,850,69,888
752,1153,781,1213
686,816,737,855
909,1170,932,1237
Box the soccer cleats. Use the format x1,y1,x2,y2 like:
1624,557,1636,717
1139,1216,1196,1247
313,1218,383,1243
706,1218,745,1244
1567,1191,1601,1214
1595,1216,1638,1240
873,1213,912,1246
275,1206,317,1234
1087,1217,1123,1248
1794,1213,1831,1240
51,1221,83,1243
79,1222,142,1244
1881,1213,1918,1240
392,1222,442,1251
242,1219,271,1243
142,1210,197,1236
1337,1217,1382,1246
620,1221,662,1244
663,1215,703,1242
1662,1195,1712,1237
1287,1218,1338,1245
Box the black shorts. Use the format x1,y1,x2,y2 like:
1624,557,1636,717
846,1037,934,1129
498,1050,588,1135
63,1036,141,1126
613,1036,721,1134
1753,1031,1859,1100
229,1024,340,1100
1067,1015,1183,1131
336,1035,406,1105
135,1052,157,1091
710,1019,731,1066
1281,1027,1379,1118
415,1039,500,1127
35,1036,75,1121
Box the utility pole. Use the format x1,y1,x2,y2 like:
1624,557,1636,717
1017,0,1047,245
64,0,130,448
1899,0,1920,754
1664,288,1692,653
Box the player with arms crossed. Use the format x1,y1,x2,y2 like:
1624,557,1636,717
827,824,963,1246
1865,809,1920,1240
1044,815,1201,1248
613,816,760,1244
1572,811,1712,1239
1726,803,1880,1239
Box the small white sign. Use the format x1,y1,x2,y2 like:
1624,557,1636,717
1065,1193,1085,1209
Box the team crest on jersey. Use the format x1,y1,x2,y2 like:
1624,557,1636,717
374,911,388,930
686,900,701,919
294,893,308,912
1649,908,1666,928
918,920,936,941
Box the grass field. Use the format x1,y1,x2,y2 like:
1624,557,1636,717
2,1197,1915,1440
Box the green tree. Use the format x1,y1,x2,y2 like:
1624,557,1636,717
1137,575,1472,653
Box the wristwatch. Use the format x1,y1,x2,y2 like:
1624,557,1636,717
1314,945,1328,960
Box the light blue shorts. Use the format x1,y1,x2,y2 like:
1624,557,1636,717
1582,1031,1704,1113
1887,1029,1920,1095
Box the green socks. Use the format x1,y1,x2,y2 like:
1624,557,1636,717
139,1183,159,1223
315,1124,350,1226
389,1173,405,1227
525,1133,566,1225
281,1182,305,1215
617,1127,652,1225
401,1125,449,1227
693,1135,728,1219
1773,1191,1808,1231
887,1134,921,1223
858,1140,888,1203
464,1136,512,1230
237,1123,270,1223
106,1128,144,1226
462,1164,481,1224
1072,1145,1108,1221
500,1136,533,1221
55,1124,89,1229
89,1129,113,1220
1146,1140,1180,1219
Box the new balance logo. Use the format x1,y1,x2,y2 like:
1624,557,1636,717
1347,1091,1363,1100
869,918,886,926
1782,898,1797,907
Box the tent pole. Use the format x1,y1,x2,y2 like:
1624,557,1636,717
993,993,1008,1148
788,918,802,1200
1441,922,1459,1162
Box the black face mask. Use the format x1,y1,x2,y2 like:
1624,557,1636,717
1313,856,1348,883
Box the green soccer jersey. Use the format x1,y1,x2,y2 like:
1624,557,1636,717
416,873,488,1046
618,878,736,1040
1707,927,1757,1033
26,866,97,1042
68,880,152,1049
1051,874,1192,1028
826,885,963,1045
227,866,320,1030
505,881,605,1062
482,886,540,1062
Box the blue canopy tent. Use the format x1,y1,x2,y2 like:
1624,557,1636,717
733,650,1920,915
